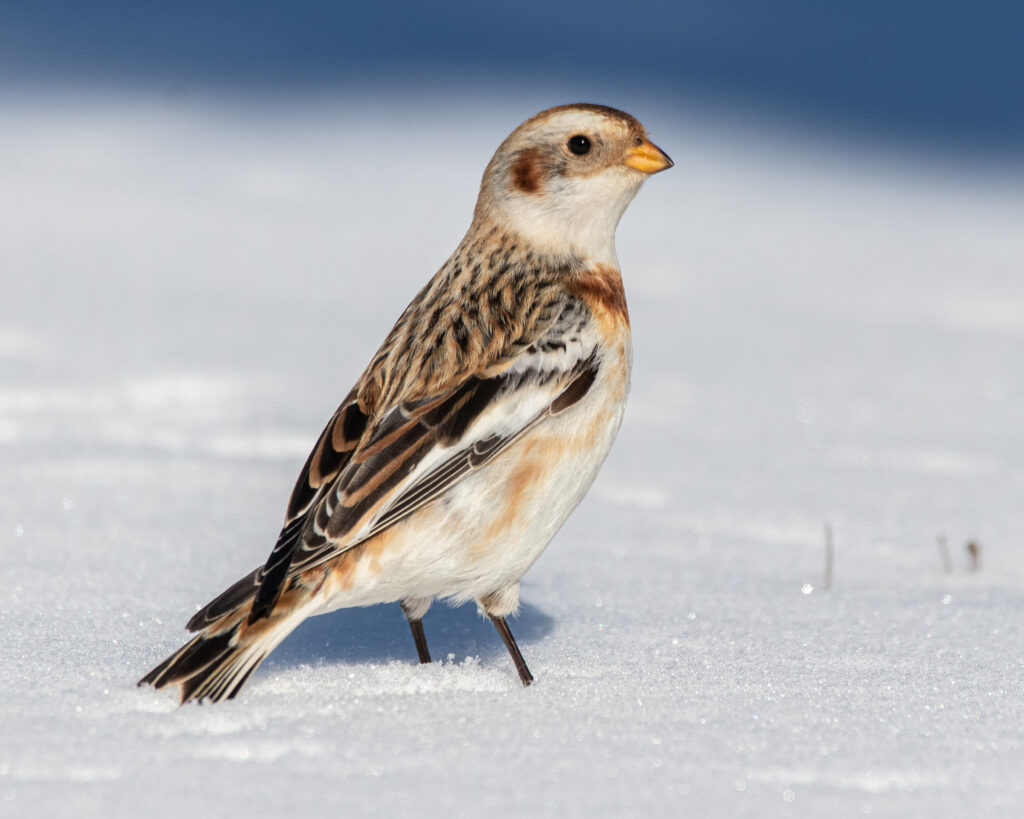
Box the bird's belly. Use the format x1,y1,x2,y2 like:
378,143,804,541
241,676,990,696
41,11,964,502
449,389,626,595
317,339,631,612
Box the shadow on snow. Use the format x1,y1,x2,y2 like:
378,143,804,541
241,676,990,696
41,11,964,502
264,599,556,671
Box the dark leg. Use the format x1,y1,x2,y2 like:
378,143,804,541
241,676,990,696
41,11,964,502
401,601,432,664
407,617,431,664
490,615,534,686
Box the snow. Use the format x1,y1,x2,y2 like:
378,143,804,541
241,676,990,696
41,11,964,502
2,91,1023,817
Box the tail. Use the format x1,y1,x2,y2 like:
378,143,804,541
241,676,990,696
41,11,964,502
138,569,313,704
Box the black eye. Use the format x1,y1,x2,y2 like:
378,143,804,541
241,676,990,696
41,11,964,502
567,135,591,156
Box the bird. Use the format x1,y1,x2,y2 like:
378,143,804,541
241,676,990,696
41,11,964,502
139,103,672,704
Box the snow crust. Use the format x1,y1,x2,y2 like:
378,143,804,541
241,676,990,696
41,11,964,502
1,93,1022,817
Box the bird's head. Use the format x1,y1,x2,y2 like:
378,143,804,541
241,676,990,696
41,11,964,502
473,103,672,267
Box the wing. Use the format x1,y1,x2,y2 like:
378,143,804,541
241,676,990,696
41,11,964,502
292,348,597,567
247,292,600,621
365,352,597,540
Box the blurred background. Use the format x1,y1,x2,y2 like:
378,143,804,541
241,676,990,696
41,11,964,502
3,0,1024,154
3,3,1024,818
6,0,1024,154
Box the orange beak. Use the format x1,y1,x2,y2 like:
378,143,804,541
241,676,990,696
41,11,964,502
624,139,673,174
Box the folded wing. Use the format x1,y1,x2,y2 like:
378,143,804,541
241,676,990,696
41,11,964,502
189,289,600,631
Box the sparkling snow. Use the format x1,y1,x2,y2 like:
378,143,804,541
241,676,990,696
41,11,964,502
1,92,1022,817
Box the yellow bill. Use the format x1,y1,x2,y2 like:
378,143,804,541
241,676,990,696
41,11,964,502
624,139,673,174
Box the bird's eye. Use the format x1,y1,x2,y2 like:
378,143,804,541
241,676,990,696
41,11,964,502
567,135,591,156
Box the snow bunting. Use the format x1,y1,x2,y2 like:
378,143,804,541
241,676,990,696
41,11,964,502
140,103,672,703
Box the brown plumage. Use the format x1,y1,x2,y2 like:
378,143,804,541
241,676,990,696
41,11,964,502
139,103,671,704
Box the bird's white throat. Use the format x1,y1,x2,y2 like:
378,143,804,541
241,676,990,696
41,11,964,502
490,168,645,270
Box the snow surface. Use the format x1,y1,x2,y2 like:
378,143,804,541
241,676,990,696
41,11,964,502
2,92,1023,818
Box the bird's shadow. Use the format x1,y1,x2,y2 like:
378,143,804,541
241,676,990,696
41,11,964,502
265,600,555,670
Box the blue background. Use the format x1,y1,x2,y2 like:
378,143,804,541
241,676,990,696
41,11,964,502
3,0,1023,156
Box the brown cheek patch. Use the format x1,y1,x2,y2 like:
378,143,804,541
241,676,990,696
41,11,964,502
510,148,544,194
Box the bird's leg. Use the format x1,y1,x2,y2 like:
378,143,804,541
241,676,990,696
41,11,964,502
400,598,432,664
489,615,534,687
479,585,534,686
407,619,431,664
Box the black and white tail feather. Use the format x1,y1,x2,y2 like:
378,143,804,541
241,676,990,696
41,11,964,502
138,587,315,704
